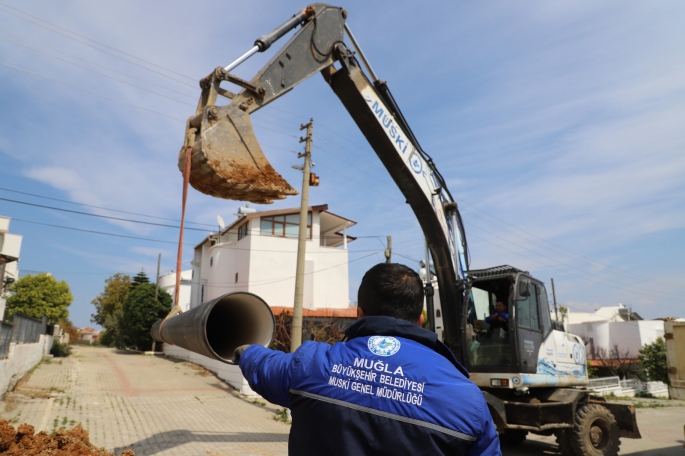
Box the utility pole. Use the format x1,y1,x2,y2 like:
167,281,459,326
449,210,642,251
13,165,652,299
290,119,313,352
551,278,559,321
384,236,392,263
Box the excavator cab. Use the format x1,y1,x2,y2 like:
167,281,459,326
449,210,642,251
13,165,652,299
462,266,568,381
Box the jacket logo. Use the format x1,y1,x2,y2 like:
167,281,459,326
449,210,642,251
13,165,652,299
368,336,401,357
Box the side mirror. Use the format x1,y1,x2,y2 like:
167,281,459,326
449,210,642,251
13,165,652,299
517,279,530,298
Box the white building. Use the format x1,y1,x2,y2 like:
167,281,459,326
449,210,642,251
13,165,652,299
0,216,23,320
190,204,356,311
158,270,192,312
162,204,356,395
567,304,664,358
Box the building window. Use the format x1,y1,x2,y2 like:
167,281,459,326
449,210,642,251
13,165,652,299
260,212,311,238
235,272,239,283
237,223,248,240
210,257,213,267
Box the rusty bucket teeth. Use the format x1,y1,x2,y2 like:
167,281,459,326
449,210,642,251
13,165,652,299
179,106,298,204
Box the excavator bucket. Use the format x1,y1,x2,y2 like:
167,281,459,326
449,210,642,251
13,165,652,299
179,3,347,203
179,102,297,204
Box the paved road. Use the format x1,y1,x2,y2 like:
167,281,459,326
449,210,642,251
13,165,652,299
0,346,290,456
1,346,683,455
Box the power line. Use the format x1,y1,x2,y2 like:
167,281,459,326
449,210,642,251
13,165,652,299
313,144,395,190
0,4,196,86
314,161,403,204
465,230,682,301
10,217,383,253
458,202,683,289
203,250,381,290
1,6,676,297
0,196,209,232
258,117,681,294
19,268,137,276
465,219,681,299
0,26,197,99
0,61,185,122
0,34,196,106
259,110,387,172
11,217,193,245
0,187,215,228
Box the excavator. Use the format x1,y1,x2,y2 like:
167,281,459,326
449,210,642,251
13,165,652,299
177,4,640,455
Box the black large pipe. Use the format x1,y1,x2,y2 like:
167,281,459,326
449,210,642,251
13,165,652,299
151,292,274,364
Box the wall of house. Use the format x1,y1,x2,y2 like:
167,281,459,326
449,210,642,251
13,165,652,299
191,213,350,310
158,270,192,311
571,320,665,357
637,321,665,346
0,335,54,399
607,322,644,356
204,235,252,302
247,232,349,309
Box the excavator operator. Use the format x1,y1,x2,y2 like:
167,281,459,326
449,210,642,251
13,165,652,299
485,301,509,333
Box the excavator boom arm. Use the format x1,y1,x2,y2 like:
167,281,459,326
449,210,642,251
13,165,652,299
182,3,469,355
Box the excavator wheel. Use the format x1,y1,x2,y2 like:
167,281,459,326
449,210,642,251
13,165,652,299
499,430,528,446
569,404,621,456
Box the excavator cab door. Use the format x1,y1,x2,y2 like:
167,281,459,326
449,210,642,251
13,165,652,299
512,275,544,374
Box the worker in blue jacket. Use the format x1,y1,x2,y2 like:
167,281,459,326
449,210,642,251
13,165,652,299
235,263,501,455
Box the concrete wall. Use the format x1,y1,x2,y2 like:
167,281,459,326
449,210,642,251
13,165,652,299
162,344,257,396
0,335,54,399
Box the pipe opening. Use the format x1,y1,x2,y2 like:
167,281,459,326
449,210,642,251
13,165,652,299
205,293,275,361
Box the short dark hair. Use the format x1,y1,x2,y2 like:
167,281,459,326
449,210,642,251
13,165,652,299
357,263,424,322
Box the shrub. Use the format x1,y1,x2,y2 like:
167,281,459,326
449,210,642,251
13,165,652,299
50,341,72,357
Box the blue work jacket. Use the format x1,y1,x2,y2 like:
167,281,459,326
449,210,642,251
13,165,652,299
240,316,501,455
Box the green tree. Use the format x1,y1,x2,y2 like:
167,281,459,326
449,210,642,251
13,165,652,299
5,273,72,323
120,283,171,350
101,308,124,348
638,337,669,384
91,273,131,327
131,270,150,289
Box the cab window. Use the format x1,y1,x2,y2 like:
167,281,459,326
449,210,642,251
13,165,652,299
466,286,511,367
517,283,540,331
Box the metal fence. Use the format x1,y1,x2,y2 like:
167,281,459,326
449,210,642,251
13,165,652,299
620,379,638,391
588,376,669,397
0,321,12,360
587,376,621,390
10,312,43,344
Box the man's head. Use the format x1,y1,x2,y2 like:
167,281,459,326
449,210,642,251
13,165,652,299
495,301,508,313
357,263,424,323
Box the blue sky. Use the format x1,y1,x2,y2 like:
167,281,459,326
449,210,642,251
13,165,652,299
1,1,683,327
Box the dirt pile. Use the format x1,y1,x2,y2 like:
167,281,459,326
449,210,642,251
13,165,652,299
0,420,134,456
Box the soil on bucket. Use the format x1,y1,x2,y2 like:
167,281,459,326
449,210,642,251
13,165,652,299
0,420,134,456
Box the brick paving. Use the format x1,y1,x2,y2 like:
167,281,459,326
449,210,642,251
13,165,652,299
2,346,683,455
0,346,289,456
